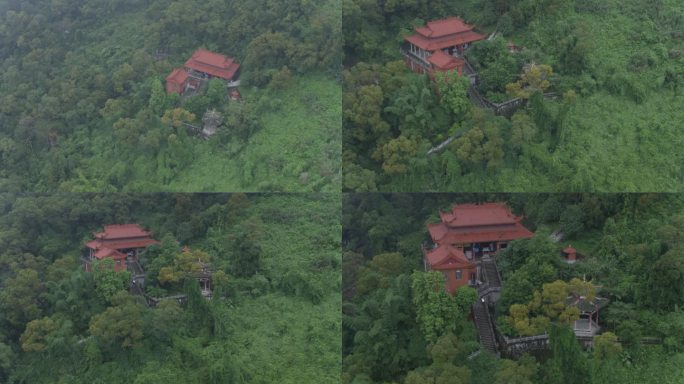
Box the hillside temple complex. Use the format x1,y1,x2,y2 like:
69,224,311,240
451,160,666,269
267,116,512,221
83,224,158,272
165,48,241,95
423,202,608,356
402,17,486,76
423,202,533,293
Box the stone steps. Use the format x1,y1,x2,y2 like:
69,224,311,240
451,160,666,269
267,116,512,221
473,301,497,354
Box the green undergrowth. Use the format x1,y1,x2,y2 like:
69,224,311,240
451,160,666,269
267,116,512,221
0,0,341,192
343,0,684,192
0,193,341,383
167,75,342,192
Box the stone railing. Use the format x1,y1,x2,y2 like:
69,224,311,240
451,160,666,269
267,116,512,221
500,333,550,358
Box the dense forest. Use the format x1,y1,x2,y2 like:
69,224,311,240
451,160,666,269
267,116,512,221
342,0,684,191
0,0,341,192
0,193,341,383
343,193,684,383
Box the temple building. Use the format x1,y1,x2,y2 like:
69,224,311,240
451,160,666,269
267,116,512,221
165,68,189,94
165,48,241,95
428,202,534,257
402,17,486,76
423,245,477,294
83,224,159,272
425,202,533,292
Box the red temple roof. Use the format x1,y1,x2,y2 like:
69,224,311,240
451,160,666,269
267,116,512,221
94,224,152,240
428,203,533,245
416,17,474,38
87,239,159,250
93,247,126,260
427,50,464,71
425,245,473,270
86,224,159,251
166,68,188,85
184,48,240,81
406,17,486,52
563,245,577,254
439,203,522,227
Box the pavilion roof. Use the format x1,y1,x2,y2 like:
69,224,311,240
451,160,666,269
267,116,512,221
93,247,127,260
87,224,159,251
416,17,474,38
87,238,159,251
567,295,609,313
406,17,486,52
428,226,534,245
166,68,188,85
425,245,474,270
94,224,152,240
427,50,464,70
440,203,523,227
563,245,577,254
428,203,533,245
184,48,240,80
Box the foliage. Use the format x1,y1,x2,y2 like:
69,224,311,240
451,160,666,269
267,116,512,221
342,0,684,191
88,291,145,349
355,252,410,295
643,248,684,311
545,325,590,384
435,72,472,119
505,64,554,99
0,268,44,329
224,226,263,278
467,37,521,96
592,332,622,361
161,108,196,128
92,258,131,303
411,271,476,343
343,194,684,383
158,247,211,286
0,0,341,192
497,236,560,312
505,279,598,336
452,114,505,171
372,135,420,175
494,356,538,384
0,193,341,383
19,316,60,352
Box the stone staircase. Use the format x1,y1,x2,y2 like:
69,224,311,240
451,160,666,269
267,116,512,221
481,259,501,288
473,300,498,354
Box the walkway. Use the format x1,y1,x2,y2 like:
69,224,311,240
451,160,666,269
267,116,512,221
473,299,498,354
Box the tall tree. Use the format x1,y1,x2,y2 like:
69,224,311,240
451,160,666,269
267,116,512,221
411,271,476,342
226,229,262,278
0,269,44,330
434,72,471,120
495,356,538,384
89,292,144,350
92,258,131,304
643,248,684,311
506,64,553,99
148,78,167,116
545,325,590,384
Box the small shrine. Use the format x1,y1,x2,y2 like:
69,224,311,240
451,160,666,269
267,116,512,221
562,245,578,264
